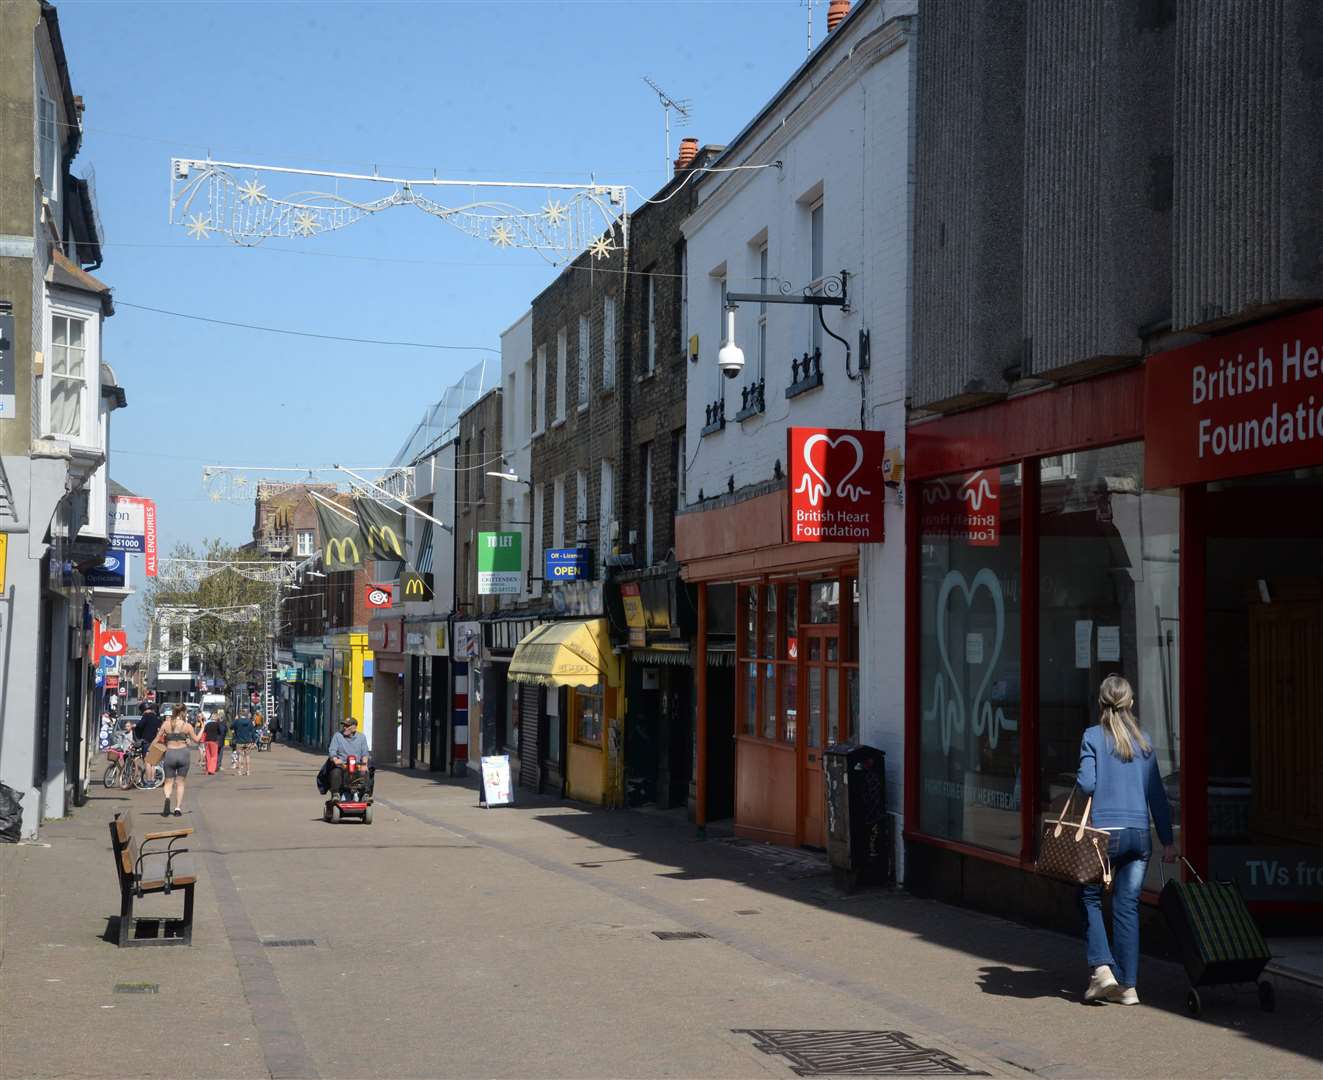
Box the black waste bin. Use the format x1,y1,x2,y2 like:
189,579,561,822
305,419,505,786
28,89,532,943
823,742,889,889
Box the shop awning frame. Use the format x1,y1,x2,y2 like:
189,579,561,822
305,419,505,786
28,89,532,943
508,618,618,688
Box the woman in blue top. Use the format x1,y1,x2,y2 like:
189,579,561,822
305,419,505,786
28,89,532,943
1076,675,1176,1006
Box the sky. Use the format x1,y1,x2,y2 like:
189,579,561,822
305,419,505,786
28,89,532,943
56,0,837,639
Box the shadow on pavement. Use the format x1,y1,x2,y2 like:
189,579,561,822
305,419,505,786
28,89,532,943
976,964,1077,1002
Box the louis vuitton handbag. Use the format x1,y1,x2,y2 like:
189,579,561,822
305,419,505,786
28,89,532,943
1035,788,1113,889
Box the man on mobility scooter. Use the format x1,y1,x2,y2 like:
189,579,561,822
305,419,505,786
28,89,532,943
318,717,375,823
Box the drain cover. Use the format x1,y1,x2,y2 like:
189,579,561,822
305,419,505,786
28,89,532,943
652,930,710,941
734,1029,987,1077
261,938,315,947
113,982,159,994
735,909,761,916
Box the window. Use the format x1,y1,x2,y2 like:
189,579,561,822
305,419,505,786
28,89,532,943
645,269,657,375
475,430,486,503
573,684,604,747
810,200,824,353
641,442,654,565
599,460,614,554
534,346,546,434
578,315,591,408
533,484,546,595
575,470,587,543
917,465,1023,855
552,476,565,549
38,91,57,193
758,243,769,379
296,530,315,557
674,429,687,511
602,296,617,388
555,327,567,422
48,313,87,438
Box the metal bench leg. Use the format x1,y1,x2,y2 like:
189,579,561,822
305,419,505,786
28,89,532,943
181,884,194,946
118,888,134,947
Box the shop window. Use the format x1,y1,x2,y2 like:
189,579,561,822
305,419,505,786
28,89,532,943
809,580,838,623
573,685,603,747
918,465,1023,855
762,584,777,657
1036,444,1181,892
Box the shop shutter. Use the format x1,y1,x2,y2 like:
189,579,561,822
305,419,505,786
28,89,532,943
518,684,542,791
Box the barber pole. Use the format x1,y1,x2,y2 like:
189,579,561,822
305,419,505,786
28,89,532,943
452,662,469,775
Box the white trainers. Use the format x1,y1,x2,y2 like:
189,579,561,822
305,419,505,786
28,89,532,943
1084,966,1118,1003
1105,984,1140,1005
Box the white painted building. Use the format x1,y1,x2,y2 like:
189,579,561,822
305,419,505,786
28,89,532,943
676,0,915,867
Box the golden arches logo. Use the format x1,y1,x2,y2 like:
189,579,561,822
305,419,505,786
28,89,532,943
368,525,403,559
404,575,426,597
325,536,361,565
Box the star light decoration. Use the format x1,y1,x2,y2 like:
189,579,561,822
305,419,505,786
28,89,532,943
170,159,630,265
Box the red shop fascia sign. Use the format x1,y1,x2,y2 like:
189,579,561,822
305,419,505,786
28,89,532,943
1146,306,1323,488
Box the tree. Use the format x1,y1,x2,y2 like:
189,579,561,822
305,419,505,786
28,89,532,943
140,540,280,692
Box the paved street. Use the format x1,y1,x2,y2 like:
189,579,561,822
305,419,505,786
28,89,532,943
0,744,1319,1080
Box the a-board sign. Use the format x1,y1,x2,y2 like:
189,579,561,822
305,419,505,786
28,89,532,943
480,754,513,807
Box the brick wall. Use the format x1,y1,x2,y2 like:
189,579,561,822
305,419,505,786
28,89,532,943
454,387,503,616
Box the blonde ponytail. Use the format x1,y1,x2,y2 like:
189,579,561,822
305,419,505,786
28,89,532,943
1098,675,1150,762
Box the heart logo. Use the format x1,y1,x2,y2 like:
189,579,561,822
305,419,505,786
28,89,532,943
925,568,1017,756
796,433,871,507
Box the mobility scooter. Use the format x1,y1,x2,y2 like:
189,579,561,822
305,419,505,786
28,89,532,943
323,755,374,824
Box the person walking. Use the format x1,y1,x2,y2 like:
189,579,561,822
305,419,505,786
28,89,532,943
194,711,209,768
155,705,200,816
203,709,227,776
1077,675,1176,1006
231,709,256,777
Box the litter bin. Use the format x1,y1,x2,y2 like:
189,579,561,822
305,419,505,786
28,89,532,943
823,742,889,889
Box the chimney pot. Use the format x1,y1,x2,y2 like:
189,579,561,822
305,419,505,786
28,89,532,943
674,137,700,175
827,0,851,33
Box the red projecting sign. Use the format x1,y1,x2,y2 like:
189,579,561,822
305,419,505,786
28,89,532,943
365,584,393,609
1145,306,1323,488
95,627,127,662
788,427,886,543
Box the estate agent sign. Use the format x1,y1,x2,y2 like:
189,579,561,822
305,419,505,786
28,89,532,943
788,427,886,543
477,531,522,595
1145,306,1323,488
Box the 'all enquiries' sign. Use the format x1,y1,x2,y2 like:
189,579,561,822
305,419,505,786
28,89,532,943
788,427,886,543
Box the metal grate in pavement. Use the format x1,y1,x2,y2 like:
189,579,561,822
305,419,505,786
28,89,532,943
735,909,761,915
733,1029,988,1077
261,938,316,947
113,982,159,994
652,930,711,941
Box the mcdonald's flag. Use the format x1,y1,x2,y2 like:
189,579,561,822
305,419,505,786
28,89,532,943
315,498,365,571
352,495,406,568
400,570,433,601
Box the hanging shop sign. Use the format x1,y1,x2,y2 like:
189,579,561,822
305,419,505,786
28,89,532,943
1145,306,1323,488
94,627,127,663
0,310,15,420
620,582,646,628
545,547,589,580
365,584,393,609
85,551,126,588
104,675,120,689
109,495,158,572
918,468,1001,548
477,531,522,595
368,618,403,655
788,427,887,543
400,570,433,601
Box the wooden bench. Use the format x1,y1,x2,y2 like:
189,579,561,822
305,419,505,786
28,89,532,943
108,809,197,947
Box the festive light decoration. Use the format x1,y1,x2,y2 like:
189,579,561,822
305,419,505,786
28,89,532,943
169,158,629,265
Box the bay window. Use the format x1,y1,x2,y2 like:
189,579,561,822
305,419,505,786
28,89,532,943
48,313,88,439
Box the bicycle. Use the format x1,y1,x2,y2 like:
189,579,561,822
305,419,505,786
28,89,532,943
122,744,164,790
102,745,131,789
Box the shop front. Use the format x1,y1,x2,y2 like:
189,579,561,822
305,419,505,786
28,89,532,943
678,485,860,848
508,618,622,807
367,616,405,764
484,615,542,790
904,307,1323,929
403,620,448,772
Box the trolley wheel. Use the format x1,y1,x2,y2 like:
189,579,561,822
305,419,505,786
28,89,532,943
330,803,341,823
1258,980,1276,1012
1186,988,1202,1017
362,805,373,825
322,803,332,823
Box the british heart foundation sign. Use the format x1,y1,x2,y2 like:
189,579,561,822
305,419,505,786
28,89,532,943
788,427,886,543
1145,306,1323,488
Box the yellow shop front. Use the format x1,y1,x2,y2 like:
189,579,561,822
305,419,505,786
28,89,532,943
508,619,622,807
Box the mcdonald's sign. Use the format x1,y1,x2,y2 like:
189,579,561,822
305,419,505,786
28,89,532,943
401,570,433,601
368,523,404,560
325,535,362,569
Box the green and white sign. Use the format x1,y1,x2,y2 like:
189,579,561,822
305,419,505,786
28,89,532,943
477,531,522,595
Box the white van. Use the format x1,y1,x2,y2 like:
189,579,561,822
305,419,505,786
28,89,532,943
200,693,227,714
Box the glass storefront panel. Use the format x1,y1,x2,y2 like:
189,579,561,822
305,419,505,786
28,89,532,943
1205,467,1323,903
762,663,776,739
1036,445,1181,889
918,465,1023,855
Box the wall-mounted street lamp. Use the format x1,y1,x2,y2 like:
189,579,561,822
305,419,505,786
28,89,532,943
721,270,862,381
486,466,536,588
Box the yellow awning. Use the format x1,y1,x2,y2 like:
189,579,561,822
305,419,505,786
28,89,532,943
508,619,614,688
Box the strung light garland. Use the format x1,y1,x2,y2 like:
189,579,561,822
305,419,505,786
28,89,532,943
170,158,629,265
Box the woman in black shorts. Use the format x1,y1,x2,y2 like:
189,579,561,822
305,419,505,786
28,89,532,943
156,705,200,817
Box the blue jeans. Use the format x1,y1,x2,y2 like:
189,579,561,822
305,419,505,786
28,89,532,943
1081,827,1151,988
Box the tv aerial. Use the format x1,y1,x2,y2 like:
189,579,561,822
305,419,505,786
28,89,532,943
643,76,693,182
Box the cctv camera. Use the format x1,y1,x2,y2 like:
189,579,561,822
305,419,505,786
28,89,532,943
718,339,745,379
